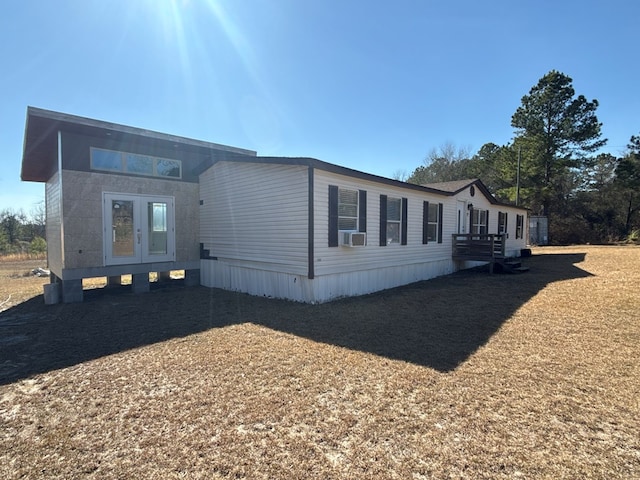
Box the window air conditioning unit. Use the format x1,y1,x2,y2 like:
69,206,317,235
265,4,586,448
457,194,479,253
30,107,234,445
340,231,366,247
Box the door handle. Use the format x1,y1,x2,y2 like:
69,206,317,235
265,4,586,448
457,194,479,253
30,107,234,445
137,229,141,244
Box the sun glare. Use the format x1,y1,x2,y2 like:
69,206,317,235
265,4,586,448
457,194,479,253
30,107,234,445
135,0,283,150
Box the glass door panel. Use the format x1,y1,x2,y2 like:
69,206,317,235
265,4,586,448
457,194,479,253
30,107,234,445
105,194,141,265
147,202,168,256
112,199,135,257
104,194,174,266
142,196,174,263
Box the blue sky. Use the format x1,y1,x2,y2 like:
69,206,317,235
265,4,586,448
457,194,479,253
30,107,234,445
2,0,638,215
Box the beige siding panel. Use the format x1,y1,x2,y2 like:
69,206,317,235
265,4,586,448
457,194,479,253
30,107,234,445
422,183,528,257
61,170,199,269
314,170,454,276
200,161,309,276
199,166,528,303
45,172,63,276
501,206,529,256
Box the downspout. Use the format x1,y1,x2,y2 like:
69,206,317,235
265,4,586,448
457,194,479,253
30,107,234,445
307,165,314,279
57,130,65,271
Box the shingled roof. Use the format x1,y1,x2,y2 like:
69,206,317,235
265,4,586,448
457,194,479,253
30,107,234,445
422,179,481,194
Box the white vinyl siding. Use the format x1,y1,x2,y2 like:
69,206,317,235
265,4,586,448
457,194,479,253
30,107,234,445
314,170,454,278
200,161,309,275
202,168,528,303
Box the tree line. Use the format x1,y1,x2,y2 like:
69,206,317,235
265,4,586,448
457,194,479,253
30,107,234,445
0,203,46,256
404,70,640,245
4,72,639,251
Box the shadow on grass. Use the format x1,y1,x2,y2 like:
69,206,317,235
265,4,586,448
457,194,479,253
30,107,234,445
0,253,592,385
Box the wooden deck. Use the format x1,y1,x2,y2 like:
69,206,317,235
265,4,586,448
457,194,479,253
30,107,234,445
452,234,506,273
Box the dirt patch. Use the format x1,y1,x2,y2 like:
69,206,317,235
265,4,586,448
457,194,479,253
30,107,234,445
1,246,639,478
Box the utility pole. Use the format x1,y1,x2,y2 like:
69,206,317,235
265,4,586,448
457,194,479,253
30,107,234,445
516,146,521,207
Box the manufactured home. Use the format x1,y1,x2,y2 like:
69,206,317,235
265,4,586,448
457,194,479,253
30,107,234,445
21,107,528,303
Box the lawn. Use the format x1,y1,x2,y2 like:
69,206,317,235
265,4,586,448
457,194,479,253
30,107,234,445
1,246,639,478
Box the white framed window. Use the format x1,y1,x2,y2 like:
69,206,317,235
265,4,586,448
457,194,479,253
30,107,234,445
427,203,439,242
471,208,488,234
516,214,524,239
329,185,367,247
423,201,443,244
338,188,359,231
498,211,508,235
386,196,402,244
91,147,182,179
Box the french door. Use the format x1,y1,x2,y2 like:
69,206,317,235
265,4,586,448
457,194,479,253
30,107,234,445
103,193,175,266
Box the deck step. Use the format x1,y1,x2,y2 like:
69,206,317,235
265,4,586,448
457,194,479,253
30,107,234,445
493,259,529,274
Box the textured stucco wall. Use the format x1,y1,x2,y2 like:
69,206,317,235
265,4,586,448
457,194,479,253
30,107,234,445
61,170,199,269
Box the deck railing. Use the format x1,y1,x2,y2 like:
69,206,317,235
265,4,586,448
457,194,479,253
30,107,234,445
452,233,505,261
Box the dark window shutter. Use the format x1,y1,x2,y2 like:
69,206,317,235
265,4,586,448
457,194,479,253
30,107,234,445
438,203,444,243
328,185,338,247
422,201,429,244
486,210,490,235
379,195,387,246
358,190,367,232
401,198,408,245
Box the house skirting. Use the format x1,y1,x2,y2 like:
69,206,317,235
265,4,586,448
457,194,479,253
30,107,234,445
201,258,456,303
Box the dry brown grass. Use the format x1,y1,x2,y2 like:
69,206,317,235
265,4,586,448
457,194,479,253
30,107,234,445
1,246,639,479
0,259,48,311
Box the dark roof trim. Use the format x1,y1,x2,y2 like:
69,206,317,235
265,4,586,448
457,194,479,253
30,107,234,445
21,107,257,182
27,107,257,156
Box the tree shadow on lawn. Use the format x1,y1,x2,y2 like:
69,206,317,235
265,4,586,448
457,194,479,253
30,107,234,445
0,253,592,385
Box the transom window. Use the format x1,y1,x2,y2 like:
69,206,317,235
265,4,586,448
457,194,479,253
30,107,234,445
386,197,402,244
338,188,359,231
91,147,182,179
